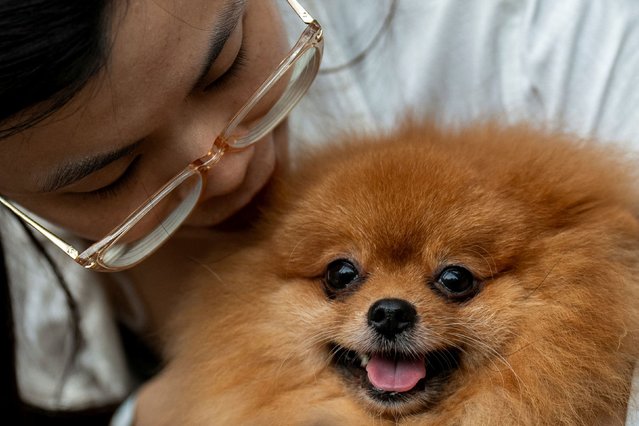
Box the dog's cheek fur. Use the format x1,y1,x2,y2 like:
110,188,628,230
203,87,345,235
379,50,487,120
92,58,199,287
433,211,639,424
156,253,372,424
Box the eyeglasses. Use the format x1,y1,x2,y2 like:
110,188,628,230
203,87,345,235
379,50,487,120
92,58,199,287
0,0,323,272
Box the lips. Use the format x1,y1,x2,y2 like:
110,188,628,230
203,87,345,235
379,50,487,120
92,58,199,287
330,343,461,407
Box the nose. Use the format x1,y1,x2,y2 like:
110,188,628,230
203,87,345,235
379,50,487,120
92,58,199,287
367,298,417,339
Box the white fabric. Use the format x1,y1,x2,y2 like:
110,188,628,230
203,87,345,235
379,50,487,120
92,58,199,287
110,392,138,426
293,0,639,152
0,209,133,410
3,0,639,423
629,366,639,426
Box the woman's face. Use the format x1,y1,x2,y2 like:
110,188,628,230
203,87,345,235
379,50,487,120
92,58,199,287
0,0,290,240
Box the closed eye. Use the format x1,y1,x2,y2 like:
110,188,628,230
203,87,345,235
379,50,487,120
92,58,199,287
83,155,142,200
202,45,247,92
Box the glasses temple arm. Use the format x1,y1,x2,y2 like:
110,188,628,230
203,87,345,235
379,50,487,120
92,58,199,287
0,196,79,260
287,0,317,24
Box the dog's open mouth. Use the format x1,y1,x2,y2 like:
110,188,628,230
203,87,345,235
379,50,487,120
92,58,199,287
329,343,461,408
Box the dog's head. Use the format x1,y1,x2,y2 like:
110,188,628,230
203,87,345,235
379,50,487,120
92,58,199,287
263,123,639,417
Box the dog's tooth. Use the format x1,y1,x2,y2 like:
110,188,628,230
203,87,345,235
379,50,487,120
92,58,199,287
360,354,370,367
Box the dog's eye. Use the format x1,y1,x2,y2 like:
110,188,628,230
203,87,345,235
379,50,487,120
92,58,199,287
325,259,360,292
435,265,476,298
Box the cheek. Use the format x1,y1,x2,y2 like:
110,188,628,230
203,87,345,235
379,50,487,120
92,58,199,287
10,195,137,242
232,1,289,106
272,121,289,170
245,0,289,68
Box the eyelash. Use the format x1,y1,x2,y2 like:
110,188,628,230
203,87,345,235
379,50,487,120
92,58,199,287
86,155,141,200
202,45,248,92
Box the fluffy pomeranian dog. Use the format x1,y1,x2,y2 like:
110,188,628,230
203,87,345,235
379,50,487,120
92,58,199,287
140,122,639,425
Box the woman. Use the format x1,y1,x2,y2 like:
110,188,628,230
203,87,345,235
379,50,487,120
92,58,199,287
1,0,323,423
2,0,639,424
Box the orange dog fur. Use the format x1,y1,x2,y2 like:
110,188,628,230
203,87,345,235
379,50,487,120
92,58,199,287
141,122,639,425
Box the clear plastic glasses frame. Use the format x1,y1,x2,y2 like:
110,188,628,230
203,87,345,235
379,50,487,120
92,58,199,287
0,0,323,272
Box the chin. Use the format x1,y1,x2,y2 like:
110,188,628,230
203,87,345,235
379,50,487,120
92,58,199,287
152,121,639,425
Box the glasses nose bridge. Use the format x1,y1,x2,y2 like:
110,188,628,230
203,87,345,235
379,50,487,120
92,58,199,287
192,138,228,172
193,126,257,173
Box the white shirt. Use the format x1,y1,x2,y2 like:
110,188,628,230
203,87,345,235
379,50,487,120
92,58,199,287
0,209,132,410
293,0,639,152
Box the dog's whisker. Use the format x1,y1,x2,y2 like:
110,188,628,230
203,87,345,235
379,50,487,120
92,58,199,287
465,244,498,278
435,327,525,390
524,257,563,300
283,236,310,281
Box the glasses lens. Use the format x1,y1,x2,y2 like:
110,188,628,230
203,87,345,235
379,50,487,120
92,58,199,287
97,171,203,269
227,30,322,149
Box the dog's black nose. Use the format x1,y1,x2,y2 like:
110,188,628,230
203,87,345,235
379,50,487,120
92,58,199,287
367,298,417,338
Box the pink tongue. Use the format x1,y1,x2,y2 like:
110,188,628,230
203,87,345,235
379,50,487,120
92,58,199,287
365,355,426,392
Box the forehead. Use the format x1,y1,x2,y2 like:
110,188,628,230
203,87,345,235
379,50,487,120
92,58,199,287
0,0,227,194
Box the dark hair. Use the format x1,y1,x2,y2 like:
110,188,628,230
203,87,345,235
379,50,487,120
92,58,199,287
0,0,112,139
1,1,123,423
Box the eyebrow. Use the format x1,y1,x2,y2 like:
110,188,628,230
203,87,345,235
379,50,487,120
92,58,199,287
39,141,140,192
193,0,247,90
